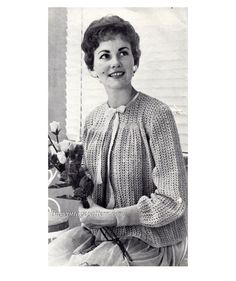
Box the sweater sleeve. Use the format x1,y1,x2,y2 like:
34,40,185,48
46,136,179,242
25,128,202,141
136,104,187,227
113,104,187,228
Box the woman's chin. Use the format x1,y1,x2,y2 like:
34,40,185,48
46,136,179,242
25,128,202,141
103,80,132,90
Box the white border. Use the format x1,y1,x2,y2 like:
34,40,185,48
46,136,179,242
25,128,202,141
1,0,236,280
48,0,189,8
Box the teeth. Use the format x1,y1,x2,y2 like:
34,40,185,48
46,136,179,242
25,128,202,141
110,72,124,77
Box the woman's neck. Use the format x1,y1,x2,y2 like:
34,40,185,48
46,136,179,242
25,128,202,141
106,86,137,108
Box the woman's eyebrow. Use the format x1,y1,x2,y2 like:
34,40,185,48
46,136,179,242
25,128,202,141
98,47,130,55
98,50,110,54
118,47,129,51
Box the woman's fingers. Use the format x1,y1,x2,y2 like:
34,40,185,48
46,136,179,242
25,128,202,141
80,216,106,228
78,200,116,228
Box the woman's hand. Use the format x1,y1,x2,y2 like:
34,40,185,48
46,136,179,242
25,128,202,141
78,197,117,229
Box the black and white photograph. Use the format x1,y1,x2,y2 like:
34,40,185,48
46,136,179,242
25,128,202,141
48,7,188,266
2,0,236,278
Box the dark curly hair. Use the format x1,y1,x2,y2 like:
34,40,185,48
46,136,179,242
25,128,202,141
81,15,141,71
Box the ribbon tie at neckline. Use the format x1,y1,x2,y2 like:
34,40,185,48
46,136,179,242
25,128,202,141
104,105,126,119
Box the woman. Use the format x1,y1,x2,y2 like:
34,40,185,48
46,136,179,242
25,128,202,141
48,15,188,266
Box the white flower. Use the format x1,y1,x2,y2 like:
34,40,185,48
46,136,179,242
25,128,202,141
59,140,71,152
57,151,67,164
50,121,61,133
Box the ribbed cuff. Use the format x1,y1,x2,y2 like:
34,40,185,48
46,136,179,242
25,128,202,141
114,205,140,227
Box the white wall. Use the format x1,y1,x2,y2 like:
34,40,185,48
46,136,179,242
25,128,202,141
66,7,188,152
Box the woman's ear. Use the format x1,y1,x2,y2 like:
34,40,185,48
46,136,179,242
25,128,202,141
89,69,98,78
133,65,138,75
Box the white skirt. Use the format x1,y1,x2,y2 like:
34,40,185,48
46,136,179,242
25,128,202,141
48,226,187,266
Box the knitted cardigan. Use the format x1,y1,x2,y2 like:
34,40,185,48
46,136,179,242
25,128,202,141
82,92,187,248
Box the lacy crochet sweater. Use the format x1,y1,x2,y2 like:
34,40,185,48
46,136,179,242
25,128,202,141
82,92,187,248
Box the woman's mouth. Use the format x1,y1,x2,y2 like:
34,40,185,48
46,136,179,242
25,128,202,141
108,71,125,78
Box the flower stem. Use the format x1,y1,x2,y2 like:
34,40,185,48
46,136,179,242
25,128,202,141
48,135,58,153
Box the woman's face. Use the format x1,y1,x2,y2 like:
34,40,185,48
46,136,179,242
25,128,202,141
90,35,136,90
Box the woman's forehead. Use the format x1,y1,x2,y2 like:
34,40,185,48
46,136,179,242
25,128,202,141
95,35,131,52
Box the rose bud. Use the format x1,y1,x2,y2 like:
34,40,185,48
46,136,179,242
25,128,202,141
50,121,61,134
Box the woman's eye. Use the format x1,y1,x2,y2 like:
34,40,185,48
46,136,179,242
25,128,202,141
100,53,110,59
120,51,129,57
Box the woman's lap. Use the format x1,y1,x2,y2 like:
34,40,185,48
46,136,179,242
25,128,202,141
48,226,90,265
48,226,186,266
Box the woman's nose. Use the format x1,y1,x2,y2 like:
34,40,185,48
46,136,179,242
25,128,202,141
111,56,121,68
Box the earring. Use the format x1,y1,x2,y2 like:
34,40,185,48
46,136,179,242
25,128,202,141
90,70,98,78
133,65,137,73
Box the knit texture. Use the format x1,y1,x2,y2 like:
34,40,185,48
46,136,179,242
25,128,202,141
82,92,187,248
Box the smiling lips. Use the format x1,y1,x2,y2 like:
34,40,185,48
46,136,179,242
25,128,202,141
108,71,125,78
